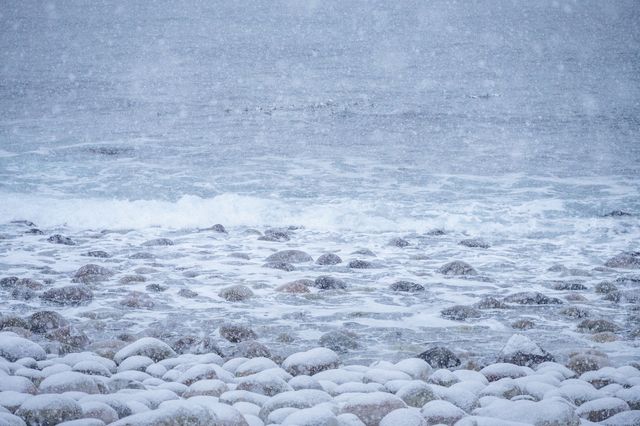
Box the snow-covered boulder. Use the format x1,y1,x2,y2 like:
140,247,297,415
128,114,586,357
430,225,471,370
497,334,554,367
183,379,228,397
0,376,37,394
336,392,407,426
480,363,531,382
472,397,580,426
395,382,437,407
259,389,332,422
282,406,338,425
420,400,466,425
0,412,27,426
236,369,293,396
81,401,119,424
379,408,427,426
575,397,630,422
113,338,176,364
39,371,100,394
16,394,83,425
282,348,339,376
0,334,46,362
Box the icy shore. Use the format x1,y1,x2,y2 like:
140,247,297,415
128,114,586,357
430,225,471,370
1,332,639,425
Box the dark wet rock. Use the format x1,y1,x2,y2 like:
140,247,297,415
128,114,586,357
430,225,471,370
351,248,376,257
258,229,290,242
426,229,446,236
459,238,490,249
316,253,343,265
511,319,536,329
503,291,563,305
85,250,111,258
348,259,375,269
203,223,227,233
72,264,114,283
319,330,359,353
5,277,44,290
41,285,93,306
11,286,36,300
313,275,347,290
229,340,271,359
276,280,312,294
548,264,568,273
616,274,640,284
441,305,481,321
219,284,254,301
119,291,155,309
47,234,77,245
263,261,295,271
389,237,410,247
578,319,619,333
620,289,640,303
11,219,36,227
474,296,506,309
171,335,222,355
228,252,251,260
29,311,69,333
0,314,29,330
603,210,633,217
178,288,198,298
266,250,313,263
119,274,147,284
142,238,174,246
389,280,425,292
604,291,622,302
595,281,618,294
497,334,554,367
560,306,591,319
219,324,257,343
146,283,168,292
438,260,478,276
46,325,90,349
26,228,44,235
605,251,640,269
129,252,155,259
567,351,610,375
552,280,587,290
591,332,618,343
0,276,19,288
417,346,460,368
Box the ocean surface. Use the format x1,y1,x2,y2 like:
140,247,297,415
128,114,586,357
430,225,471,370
0,1,639,364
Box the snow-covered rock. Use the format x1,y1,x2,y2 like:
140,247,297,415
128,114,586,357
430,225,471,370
282,348,339,376
395,381,437,407
420,400,466,425
16,394,83,425
259,389,332,421
0,334,46,362
236,370,293,396
497,334,554,367
113,338,176,364
39,372,100,394
473,397,580,425
336,392,407,426
184,379,228,397
379,408,427,426
575,397,630,422
282,406,338,425
0,376,37,394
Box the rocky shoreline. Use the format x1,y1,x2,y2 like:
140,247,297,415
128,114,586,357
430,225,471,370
1,219,639,424
0,332,639,425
